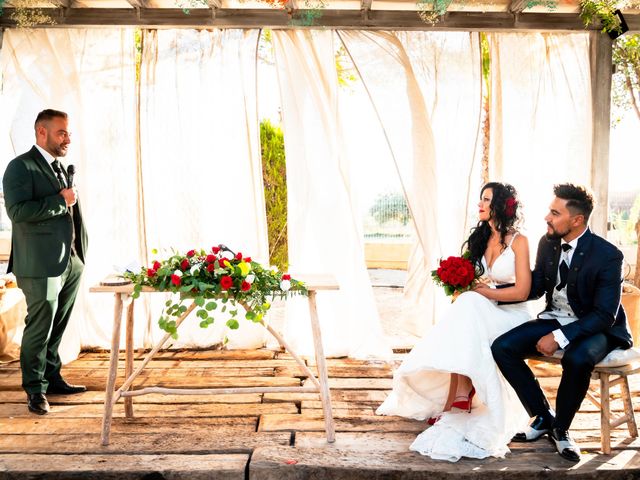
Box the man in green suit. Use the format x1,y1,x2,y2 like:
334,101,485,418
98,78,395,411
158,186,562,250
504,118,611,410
3,109,89,415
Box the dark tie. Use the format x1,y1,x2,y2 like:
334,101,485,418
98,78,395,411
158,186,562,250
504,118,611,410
52,159,77,255
51,160,67,189
556,243,573,291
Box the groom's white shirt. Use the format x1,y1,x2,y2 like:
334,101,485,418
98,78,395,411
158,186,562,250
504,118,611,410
539,228,589,349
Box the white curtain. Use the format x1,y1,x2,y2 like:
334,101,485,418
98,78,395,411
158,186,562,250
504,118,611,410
489,33,592,240
0,29,138,363
139,29,268,349
271,30,391,358
338,31,482,336
0,28,269,358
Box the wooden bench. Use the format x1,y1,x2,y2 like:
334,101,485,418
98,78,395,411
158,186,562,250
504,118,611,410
536,348,640,454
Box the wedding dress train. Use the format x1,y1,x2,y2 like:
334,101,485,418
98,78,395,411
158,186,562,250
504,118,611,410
377,235,532,461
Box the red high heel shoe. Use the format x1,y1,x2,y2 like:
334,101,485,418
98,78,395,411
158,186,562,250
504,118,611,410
427,414,442,426
451,386,476,413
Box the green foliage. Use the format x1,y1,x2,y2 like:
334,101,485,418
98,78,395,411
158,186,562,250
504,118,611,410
416,0,455,24
612,34,640,125
579,0,625,35
369,192,410,226
261,120,289,271
125,246,307,338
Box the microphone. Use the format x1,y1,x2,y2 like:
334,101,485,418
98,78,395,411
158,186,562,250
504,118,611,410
67,165,75,187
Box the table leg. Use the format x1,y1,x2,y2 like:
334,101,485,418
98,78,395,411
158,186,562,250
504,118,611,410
307,291,335,443
101,292,124,446
124,297,135,418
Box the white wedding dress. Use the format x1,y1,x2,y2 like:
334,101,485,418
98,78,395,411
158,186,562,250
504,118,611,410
377,234,532,462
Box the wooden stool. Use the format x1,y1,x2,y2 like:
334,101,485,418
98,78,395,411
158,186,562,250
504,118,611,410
536,348,640,454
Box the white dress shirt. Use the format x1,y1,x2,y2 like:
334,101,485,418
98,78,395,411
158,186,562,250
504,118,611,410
539,227,589,348
34,144,63,178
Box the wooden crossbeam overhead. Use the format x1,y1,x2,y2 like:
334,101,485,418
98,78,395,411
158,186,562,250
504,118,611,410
1,8,639,30
361,0,373,20
508,0,528,14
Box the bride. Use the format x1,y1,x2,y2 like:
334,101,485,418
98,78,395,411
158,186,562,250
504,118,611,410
377,182,533,462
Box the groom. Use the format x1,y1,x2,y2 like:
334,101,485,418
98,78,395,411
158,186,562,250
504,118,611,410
492,183,632,462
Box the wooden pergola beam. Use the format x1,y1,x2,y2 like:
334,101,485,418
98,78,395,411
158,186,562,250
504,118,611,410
361,0,373,20
2,9,639,30
508,0,528,14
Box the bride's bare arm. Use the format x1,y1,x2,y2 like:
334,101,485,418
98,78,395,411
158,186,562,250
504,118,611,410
473,235,532,302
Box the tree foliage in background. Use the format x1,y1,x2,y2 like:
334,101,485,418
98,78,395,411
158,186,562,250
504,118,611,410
261,119,288,271
369,192,410,226
613,34,640,123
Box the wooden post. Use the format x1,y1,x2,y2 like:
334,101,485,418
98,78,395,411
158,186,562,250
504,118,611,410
308,291,336,443
124,297,135,418
589,32,613,238
600,373,611,454
101,292,124,446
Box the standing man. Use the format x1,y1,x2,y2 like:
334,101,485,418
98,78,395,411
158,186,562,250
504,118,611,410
3,109,88,415
492,183,631,462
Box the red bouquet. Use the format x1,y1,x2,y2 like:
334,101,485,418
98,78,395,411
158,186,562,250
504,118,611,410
431,252,480,297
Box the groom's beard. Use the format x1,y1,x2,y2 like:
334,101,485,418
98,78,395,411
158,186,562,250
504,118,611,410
545,223,570,240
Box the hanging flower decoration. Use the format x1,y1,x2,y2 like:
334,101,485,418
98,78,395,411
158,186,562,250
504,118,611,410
124,244,308,339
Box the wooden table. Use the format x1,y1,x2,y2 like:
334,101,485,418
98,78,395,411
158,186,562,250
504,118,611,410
90,274,338,446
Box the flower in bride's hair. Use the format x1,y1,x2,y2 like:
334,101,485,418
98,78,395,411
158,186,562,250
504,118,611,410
505,197,517,218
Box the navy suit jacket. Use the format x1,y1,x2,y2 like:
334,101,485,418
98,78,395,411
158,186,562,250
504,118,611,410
529,229,632,349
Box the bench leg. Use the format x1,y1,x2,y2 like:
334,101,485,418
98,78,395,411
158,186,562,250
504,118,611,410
620,375,639,438
600,374,611,455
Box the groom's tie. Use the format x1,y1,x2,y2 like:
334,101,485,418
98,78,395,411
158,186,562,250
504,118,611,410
51,160,67,189
556,243,572,291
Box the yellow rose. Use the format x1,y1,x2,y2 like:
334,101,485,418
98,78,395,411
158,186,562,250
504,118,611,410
238,261,251,276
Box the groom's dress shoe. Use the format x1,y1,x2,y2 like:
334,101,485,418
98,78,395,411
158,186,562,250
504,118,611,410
512,415,553,442
27,393,50,415
549,428,581,462
47,379,87,395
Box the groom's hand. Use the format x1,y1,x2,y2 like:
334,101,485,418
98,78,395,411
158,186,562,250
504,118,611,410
536,333,559,356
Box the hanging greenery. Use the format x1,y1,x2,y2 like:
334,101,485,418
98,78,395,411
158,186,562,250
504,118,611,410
2,0,56,27
579,0,627,36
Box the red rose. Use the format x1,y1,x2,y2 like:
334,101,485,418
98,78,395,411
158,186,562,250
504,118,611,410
282,274,291,281
220,275,233,290
147,268,156,277
241,281,251,291
212,246,221,254
219,258,229,269
206,254,216,263
171,274,181,286
181,259,190,270
153,261,162,271
207,263,215,272
244,257,252,263
505,197,517,218
235,252,243,260
187,249,196,258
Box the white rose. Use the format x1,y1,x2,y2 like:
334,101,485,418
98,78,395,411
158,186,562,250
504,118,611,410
280,279,291,291
246,274,255,283
173,269,183,277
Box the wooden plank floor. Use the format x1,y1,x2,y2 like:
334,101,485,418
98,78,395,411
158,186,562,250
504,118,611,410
0,349,639,479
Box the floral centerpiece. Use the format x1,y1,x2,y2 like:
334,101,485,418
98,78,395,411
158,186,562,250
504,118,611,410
431,252,480,297
124,245,308,338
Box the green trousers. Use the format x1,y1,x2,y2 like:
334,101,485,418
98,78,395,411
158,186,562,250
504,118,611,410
17,254,84,394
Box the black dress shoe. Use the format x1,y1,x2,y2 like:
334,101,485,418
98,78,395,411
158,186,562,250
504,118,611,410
27,393,50,415
47,379,87,395
549,428,581,462
512,414,554,442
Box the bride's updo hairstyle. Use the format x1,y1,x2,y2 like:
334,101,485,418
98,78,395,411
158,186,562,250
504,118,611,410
463,182,522,276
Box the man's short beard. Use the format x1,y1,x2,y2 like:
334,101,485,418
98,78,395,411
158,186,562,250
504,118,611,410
546,226,570,240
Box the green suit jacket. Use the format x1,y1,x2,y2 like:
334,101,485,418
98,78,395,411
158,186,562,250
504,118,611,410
3,146,88,277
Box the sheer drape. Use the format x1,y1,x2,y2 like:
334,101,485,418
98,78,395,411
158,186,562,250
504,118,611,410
339,31,482,336
0,29,138,362
271,30,391,358
139,29,268,348
489,33,592,240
